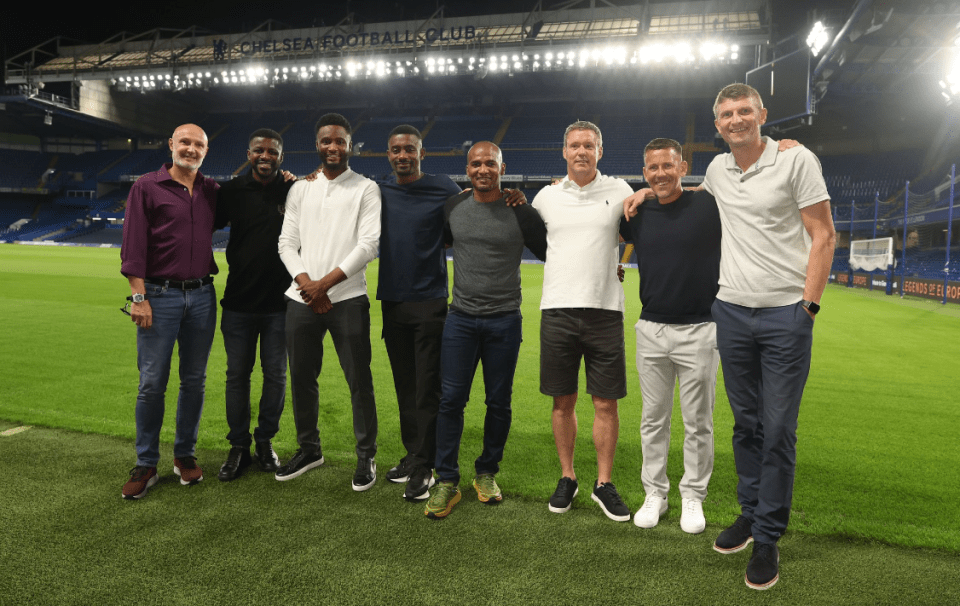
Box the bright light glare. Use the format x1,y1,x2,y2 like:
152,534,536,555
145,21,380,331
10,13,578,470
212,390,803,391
806,21,830,56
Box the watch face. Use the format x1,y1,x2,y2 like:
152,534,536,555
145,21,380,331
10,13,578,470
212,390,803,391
133,294,145,303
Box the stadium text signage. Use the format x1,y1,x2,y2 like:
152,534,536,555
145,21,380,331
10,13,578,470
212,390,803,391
900,277,960,303
220,26,478,57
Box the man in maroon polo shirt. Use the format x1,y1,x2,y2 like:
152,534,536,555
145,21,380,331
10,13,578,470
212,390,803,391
120,123,219,499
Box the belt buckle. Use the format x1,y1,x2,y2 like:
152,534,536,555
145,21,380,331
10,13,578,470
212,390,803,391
183,278,202,290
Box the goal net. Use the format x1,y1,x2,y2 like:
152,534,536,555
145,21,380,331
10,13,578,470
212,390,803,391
850,237,894,271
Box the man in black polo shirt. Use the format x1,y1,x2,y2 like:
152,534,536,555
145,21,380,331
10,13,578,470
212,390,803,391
214,128,294,481
620,138,721,534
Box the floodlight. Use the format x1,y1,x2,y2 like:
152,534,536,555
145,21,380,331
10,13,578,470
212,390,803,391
806,21,830,56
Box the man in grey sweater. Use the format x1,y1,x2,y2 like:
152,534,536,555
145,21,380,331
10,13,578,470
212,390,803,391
424,142,547,519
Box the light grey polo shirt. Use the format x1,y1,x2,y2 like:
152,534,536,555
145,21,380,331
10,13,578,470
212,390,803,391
702,136,830,308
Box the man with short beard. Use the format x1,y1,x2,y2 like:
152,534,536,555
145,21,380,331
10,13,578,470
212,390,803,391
277,113,382,492
120,123,219,499
423,142,546,519
214,128,294,482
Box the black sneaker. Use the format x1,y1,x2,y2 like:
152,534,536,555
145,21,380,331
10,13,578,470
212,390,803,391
745,542,780,590
352,457,376,492
386,458,412,483
254,441,280,472
275,449,324,481
714,515,754,554
403,466,436,501
218,446,252,482
591,481,630,522
548,477,579,513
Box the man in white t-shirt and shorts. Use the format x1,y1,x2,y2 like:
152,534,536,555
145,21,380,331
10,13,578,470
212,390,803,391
532,121,635,522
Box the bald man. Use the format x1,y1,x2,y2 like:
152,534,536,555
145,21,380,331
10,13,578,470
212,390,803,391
120,123,220,499
424,142,547,519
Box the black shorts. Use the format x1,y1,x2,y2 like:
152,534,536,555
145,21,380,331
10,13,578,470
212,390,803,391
539,308,627,400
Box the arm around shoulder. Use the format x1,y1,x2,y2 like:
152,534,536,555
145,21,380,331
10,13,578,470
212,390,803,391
515,204,548,262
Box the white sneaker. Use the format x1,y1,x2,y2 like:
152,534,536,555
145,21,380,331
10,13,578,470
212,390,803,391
680,498,706,534
633,494,667,528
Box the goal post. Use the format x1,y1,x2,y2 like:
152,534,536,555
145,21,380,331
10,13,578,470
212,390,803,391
850,237,895,294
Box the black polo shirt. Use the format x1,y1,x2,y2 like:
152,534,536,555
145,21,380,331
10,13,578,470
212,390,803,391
214,170,293,313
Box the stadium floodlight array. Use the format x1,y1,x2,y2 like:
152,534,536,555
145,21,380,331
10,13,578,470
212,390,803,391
806,21,830,57
938,44,960,106
110,41,743,92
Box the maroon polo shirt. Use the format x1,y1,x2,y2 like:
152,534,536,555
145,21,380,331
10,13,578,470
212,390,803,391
121,163,219,281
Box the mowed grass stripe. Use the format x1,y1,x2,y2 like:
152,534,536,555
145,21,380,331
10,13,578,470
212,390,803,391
1,244,959,553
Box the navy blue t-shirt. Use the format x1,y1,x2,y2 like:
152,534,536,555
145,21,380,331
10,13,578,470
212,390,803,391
377,173,462,302
619,189,721,324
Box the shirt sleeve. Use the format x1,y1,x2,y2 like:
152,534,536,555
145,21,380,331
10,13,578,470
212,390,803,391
619,214,634,243
337,179,382,278
790,149,831,210
278,181,307,279
516,204,548,262
120,178,149,278
213,186,229,231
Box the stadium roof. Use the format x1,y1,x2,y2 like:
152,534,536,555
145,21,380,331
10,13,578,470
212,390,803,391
6,1,770,86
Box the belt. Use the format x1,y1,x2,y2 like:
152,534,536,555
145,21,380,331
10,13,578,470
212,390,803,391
145,276,214,290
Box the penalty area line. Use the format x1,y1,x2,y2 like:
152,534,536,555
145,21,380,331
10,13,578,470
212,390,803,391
0,426,32,437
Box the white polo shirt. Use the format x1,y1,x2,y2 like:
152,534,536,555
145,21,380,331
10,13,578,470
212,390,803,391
532,171,633,312
702,136,830,308
279,167,381,305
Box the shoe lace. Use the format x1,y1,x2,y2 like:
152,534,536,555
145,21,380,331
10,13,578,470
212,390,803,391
683,499,699,515
434,482,457,501
598,482,625,506
477,474,497,494
754,542,777,563
642,495,661,512
178,456,197,469
557,477,575,496
129,466,152,479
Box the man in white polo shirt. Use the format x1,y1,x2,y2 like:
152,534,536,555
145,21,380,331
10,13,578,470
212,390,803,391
533,120,634,522
277,113,382,492
704,84,835,590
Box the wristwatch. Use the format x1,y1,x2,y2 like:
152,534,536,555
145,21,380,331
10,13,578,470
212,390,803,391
800,299,820,315
129,293,146,304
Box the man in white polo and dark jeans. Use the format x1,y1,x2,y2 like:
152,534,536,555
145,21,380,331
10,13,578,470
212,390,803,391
704,83,835,590
533,120,634,522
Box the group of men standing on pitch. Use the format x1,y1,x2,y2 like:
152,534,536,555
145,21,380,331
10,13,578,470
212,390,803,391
119,81,835,591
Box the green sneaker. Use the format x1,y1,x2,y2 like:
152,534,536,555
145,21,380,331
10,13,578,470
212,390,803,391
424,481,462,519
473,473,502,504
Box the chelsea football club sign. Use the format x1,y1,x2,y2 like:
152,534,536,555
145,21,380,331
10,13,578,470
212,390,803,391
213,26,477,58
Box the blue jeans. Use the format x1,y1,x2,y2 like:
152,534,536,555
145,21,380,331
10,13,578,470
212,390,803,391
135,282,217,467
434,310,523,484
712,299,813,545
220,308,286,448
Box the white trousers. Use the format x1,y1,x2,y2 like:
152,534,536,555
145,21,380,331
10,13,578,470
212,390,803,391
635,319,719,501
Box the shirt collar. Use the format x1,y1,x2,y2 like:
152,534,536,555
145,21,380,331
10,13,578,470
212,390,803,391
561,170,603,191
241,169,283,190
324,167,354,184
722,136,778,174
159,162,206,186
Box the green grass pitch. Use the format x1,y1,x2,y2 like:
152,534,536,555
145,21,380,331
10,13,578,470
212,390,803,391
1,243,958,604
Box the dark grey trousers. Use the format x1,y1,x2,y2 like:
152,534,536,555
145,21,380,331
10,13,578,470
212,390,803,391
712,299,814,545
285,296,378,459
